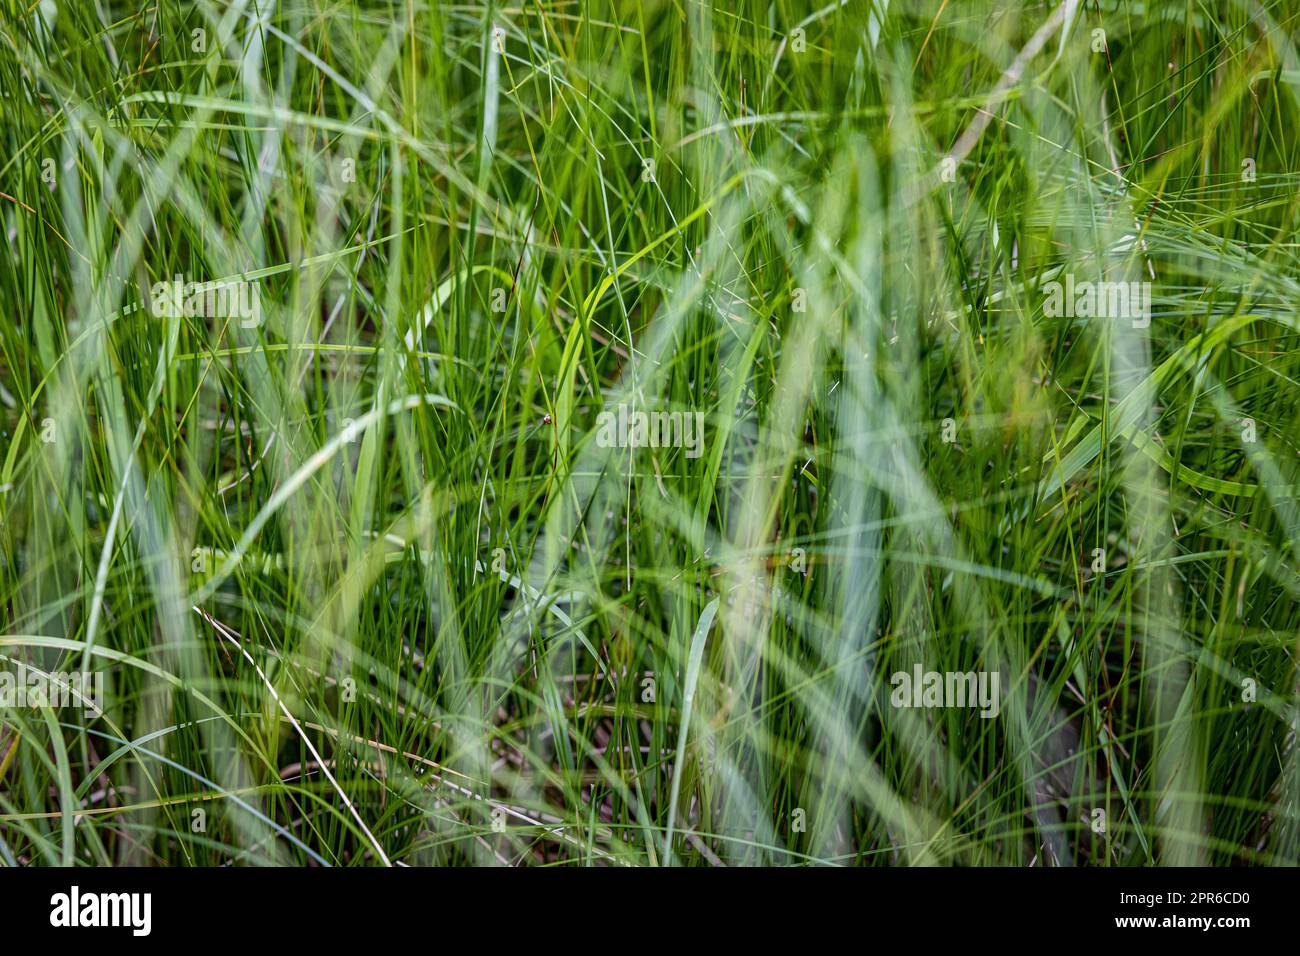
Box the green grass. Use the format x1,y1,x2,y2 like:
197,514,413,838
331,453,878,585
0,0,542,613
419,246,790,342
0,0,1298,867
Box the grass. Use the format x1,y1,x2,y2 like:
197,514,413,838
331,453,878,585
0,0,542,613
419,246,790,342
0,0,1298,867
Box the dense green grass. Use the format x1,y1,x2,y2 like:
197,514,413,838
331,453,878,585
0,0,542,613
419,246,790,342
1,0,1298,866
